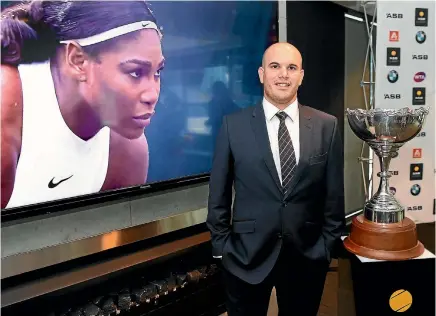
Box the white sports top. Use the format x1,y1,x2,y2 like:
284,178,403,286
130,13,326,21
6,61,111,209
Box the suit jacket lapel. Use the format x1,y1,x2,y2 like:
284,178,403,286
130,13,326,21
251,103,283,193
284,103,312,199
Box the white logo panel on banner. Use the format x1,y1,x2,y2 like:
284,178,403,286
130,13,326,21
374,1,435,223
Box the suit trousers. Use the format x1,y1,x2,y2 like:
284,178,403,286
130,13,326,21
221,243,329,316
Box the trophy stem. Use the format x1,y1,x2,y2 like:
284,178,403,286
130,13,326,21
364,142,404,223
378,154,392,197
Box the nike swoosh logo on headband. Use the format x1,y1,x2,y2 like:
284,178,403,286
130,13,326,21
59,21,161,47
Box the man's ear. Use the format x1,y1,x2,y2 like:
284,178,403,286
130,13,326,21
64,42,90,82
298,69,305,86
258,66,264,84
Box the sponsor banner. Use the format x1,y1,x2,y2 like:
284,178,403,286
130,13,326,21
375,2,435,223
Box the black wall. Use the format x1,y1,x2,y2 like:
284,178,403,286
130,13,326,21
286,1,346,135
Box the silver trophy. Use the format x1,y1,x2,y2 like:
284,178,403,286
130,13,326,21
344,107,429,260
346,107,429,223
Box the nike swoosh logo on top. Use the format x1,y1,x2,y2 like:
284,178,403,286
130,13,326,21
48,175,73,188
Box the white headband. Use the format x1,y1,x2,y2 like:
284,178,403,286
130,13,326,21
59,21,161,47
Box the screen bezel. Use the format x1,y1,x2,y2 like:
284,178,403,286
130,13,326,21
1,173,210,222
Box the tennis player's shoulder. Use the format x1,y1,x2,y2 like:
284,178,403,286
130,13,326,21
1,64,23,208
1,65,23,129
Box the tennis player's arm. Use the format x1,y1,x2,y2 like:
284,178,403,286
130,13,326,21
1,65,23,208
102,131,149,190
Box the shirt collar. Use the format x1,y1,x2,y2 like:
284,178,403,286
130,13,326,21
262,97,299,122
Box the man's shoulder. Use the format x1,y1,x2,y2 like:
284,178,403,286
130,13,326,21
300,104,337,124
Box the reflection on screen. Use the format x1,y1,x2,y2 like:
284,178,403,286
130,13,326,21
146,1,277,182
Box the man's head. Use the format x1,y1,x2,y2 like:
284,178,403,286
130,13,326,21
258,42,304,109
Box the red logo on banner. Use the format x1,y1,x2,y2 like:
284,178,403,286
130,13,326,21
414,72,426,82
389,31,399,41
413,148,422,158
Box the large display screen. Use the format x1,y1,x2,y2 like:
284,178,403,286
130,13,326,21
1,1,277,210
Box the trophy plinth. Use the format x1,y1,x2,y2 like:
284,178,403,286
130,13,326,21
343,215,425,260
344,107,429,261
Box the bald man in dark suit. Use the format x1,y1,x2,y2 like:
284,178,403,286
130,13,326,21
206,42,345,316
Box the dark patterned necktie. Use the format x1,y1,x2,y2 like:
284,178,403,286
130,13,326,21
276,111,296,193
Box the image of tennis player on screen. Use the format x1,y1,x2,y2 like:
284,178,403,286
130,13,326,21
1,1,165,209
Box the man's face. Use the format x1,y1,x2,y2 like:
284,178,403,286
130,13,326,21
258,45,304,107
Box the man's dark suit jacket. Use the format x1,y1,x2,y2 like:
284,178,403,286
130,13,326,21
206,102,345,285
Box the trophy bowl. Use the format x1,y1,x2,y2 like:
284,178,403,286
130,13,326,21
343,107,429,260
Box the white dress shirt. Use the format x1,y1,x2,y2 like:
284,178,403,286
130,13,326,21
262,97,300,184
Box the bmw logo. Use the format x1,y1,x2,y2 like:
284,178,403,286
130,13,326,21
410,184,421,196
387,70,399,83
416,31,426,43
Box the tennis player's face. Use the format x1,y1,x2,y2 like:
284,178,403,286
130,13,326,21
87,30,164,139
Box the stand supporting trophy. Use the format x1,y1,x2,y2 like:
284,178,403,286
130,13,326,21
344,107,429,260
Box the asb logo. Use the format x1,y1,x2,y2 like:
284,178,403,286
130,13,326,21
387,13,403,19
389,31,399,42
385,94,401,99
414,72,426,82
415,8,428,26
412,54,428,60
412,88,426,105
387,70,399,83
410,163,423,180
411,184,421,196
408,206,423,211
387,48,401,66
416,31,426,43
413,148,422,158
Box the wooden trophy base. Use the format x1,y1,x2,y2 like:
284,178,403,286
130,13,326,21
344,215,425,261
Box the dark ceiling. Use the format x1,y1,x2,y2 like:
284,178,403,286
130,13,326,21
331,0,377,16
